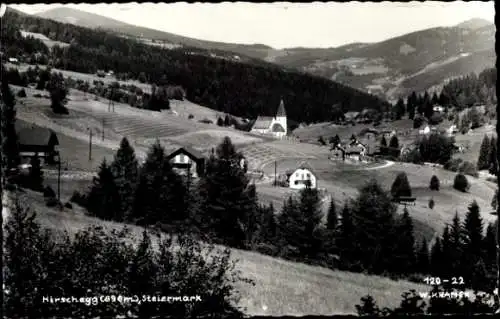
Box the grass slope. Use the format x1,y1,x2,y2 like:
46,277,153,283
15,188,429,316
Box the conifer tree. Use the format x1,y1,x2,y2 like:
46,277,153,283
351,179,397,274
430,237,444,276
28,153,44,191
491,189,498,210
488,136,498,176
393,207,416,275
326,197,338,231
416,238,430,275
449,212,465,275
198,137,256,248
111,137,139,221
394,98,406,120
87,159,120,220
483,222,497,272
462,201,485,290
338,203,355,268
477,135,491,170
298,186,324,258
391,172,412,198
429,175,440,191
257,203,277,243
1,74,20,178
380,136,388,155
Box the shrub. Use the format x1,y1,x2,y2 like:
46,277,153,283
391,172,412,198
43,186,56,198
17,89,26,97
453,173,470,192
428,198,435,209
413,116,425,129
33,93,42,98
64,202,73,209
429,175,440,191
188,114,194,119
45,196,60,207
355,295,381,317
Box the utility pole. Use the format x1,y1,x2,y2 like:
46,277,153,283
274,160,277,187
57,155,61,208
88,128,92,161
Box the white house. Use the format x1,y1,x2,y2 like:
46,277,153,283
8,57,19,64
251,99,287,138
419,125,431,135
288,162,317,190
165,146,206,178
446,124,458,136
433,105,445,113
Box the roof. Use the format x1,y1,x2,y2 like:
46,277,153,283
293,161,317,177
16,123,58,146
271,123,286,133
345,144,365,154
276,99,286,117
166,146,206,161
344,111,360,119
252,116,273,130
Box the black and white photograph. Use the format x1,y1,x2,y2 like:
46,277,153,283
0,1,498,317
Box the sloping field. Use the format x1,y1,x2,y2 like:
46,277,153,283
260,158,496,242
10,189,428,316
20,30,70,48
169,130,263,151
453,123,496,163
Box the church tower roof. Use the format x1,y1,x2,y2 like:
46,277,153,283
276,98,286,117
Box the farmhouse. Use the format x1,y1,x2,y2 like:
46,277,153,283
330,144,346,161
345,143,366,161
250,99,288,138
165,146,206,178
16,123,59,165
287,162,317,189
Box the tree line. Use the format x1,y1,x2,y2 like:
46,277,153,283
2,10,391,124
392,67,496,123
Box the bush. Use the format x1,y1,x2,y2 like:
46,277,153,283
64,202,73,209
3,200,251,318
453,173,470,192
428,198,435,209
429,175,440,191
43,185,56,198
413,116,425,129
17,89,26,97
45,196,60,207
355,295,381,317
188,114,194,119
390,172,412,198
70,190,88,207
33,93,42,98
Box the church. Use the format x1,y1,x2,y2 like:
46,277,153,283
250,98,288,138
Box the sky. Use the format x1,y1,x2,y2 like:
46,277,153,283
11,1,495,49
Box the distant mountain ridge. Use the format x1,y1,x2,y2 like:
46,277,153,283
32,7,496,100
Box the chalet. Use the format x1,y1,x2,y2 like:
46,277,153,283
344,111,360,122
251,99,287,138
165,146,206,178
345,143,366,161
287,162,317,189
330,144,345,161
433,105,445,113
16,123,59,165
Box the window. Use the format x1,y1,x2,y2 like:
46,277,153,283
179,154,185,163
306,173,310,179
294,180,298,185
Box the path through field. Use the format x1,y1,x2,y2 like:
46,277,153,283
360,160,395,170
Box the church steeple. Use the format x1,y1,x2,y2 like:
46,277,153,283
276,98,286,117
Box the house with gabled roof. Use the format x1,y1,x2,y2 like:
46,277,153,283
15,122,59,165
286,161,317,189
250,98,287,138
165,146,207,178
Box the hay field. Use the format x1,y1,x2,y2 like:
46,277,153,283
12,189,429,317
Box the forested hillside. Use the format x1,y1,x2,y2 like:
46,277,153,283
2,9,391,124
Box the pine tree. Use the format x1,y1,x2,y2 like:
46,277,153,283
380,136,388,155
430,237,444,276
46,72,68,114
488,136,498,176
393,208,416,275
391,172,412,198
483,222,496,272
1,74,21,178
449,212,465,276
429,175,440,191
86,159,120,220
351,179,398,274
407,92,417,120
394,98,406,120
28,153,44,191
477,135,490,170
198,137,256,248
389,135,399,157
326,197,338,231
338,203,355,268
298,186,324,258
491,189,498,210
462,200,485,290
111,137,139,221
416,238,430,275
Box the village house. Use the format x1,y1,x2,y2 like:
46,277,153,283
343,111,360,122
165,146,206,178
345,142,366,161
432,104,445,113
250,98,287,138
286,162,317,189
16,123,59,165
